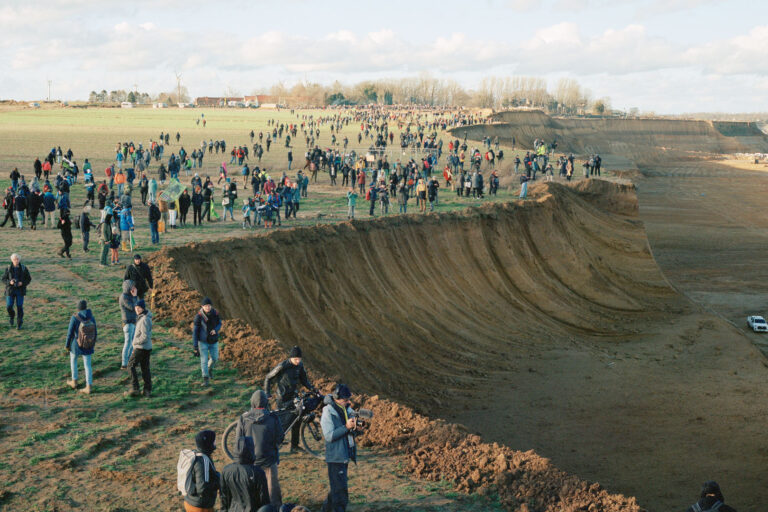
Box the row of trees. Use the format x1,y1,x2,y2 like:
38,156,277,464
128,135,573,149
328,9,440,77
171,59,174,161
261,74,611,114
88,87,190,105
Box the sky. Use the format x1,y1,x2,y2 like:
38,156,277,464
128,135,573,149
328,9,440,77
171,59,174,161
1,0,767,113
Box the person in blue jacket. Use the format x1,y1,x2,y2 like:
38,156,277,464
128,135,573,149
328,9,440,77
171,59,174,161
65,300,96,394
119,207,134,249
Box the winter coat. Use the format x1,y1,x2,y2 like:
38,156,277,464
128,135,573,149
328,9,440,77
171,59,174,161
119,280,137,324
220,436,270,512
79,213,93,233
132,311,152,350
66,309,97,356
178,192,191,213
321,394,357,464
2,263,32,296
263,360,313,403
236,391,284,467
184,452,220,509
192,307,222,349
118,209,133,231
124,262,153,298
148,204,161,223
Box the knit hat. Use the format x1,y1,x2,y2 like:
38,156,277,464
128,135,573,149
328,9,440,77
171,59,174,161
333,383,351,399
136,299,146,310
202,297,213,306
195,430,216,454
77,300,87,311
289,346,302,358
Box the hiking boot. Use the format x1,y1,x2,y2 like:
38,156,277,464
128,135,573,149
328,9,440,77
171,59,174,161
67,379,78,389
202,377,210,387
8,317,14,327
16,322,22,330
124,389,141,397
80,385,92,395
143,389,152,398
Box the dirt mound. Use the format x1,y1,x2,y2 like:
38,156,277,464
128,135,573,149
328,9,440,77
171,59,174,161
150,180,679,511
451,111,768,167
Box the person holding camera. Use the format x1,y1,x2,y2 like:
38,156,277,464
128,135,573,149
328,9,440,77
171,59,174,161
2,253,31,329
193,297,222,387
320,384,358,512
263,346,314,451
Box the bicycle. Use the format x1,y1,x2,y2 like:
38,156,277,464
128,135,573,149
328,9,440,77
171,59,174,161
223,391,326,461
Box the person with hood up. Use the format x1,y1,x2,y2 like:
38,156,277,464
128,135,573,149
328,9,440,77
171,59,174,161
119,279,138,369
193,297,222,387
686,481,737,512
220,436,271,512
184,430,221,512
125,298,152,397
236,390,284,508
65,299,97,394
263,346,314,451
320,384,357,512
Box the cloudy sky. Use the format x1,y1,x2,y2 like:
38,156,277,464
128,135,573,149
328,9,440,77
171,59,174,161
1,0,766,113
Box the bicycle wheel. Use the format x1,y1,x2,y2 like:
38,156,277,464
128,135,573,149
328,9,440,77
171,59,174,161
301,417,325,460
222,421,238,461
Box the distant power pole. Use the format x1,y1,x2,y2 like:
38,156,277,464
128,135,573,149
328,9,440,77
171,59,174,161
47,80,52,101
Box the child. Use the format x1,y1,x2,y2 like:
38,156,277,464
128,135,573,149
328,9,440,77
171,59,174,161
109,225,121,264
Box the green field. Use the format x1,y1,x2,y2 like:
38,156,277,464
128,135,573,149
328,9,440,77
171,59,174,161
0,107,527,511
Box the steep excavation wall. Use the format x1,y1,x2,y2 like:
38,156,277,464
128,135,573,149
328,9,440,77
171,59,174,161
163,180,678,408
449,111,768,167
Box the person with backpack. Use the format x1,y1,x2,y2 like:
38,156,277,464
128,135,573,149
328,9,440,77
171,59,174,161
320,384,358,512
124,254,153,300
125,298,152,397
264,346,314,452
2,253,32,329
65,299,97,394
236,390,284,508
193,297,222,387
220,436,271,512
686,481,737,512
179,430,220,512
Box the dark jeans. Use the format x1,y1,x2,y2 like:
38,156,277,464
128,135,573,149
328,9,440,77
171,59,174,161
150,222,159,244
322,463,348,512
179,209,188,225
140,190,147,205
82,230,90,251
193,204,202,225
0,209,16,227
129,348,152,392
202,202,211,221
279,399,301,447
6,293,23,325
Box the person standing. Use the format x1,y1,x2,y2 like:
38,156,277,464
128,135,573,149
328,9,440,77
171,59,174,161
220,436,271,512
13,191,27,230
346,189,357,220
124,254,153,300
184,430,221,512
192,297,222,387
148,200,161,244
236,391,284,508
264,346,314,451
65,299,97,394
191,186,203,226
57,210,73,259
119,207,134,251
125,299,152,397
119,280,138,369
139,173,149,206
27,189,42,230
80,207,93,252
100,214,113,266
2,253,31,329
321,384,357,512
179,189,191,226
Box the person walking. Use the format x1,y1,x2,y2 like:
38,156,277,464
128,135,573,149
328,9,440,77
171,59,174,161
80,207,93,252
124,299,152,397
65,299,97,394
321,384,357,512
192,297,222,387
220,436,271,512
148,200,161,244
124,254,153,300
236,390,284,508
119,280,138,369
57,210,73,259
2,253,31,329
99,214,113,266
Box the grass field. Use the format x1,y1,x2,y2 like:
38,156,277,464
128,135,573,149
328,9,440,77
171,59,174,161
0,106,539,511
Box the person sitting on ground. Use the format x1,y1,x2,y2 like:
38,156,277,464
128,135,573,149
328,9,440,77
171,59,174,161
686,481,737,512
220,436,270,512
264,346,315,452
236,390,285,508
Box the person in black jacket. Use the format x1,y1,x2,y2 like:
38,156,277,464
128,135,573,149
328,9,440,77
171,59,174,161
193,297,222,387
686,481,737,512
139,173,149,205
13,191,27,230
236,390,284,508
0,188,15,228
191,186,204,226
202,185,213,222
57,210,73,259
178,189,191,226
2,253,32,329
124,254,153,299
220,436,270,512
148,200,161,244
184,430,220,512
27,190,42,230
264,346,314,450
80,207,93,252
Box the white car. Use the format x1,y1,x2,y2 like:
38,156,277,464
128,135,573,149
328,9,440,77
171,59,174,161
747,316,768,332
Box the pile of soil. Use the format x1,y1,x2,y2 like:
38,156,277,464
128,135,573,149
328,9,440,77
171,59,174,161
150,180,655,511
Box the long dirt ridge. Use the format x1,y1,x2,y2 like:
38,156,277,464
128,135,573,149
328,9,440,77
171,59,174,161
151,180,688,511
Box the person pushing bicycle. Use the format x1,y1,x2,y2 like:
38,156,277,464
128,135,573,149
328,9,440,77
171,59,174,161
263,346,315,451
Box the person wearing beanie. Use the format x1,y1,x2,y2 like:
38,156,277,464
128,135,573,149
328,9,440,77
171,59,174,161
263,346,314,451
123,253,153,299
185,430,221,512
193,297,222,387
220,436,270,512
686,481,737,512
236,390,285,507
65,299,97,394
321,383,357,512
125,298,152,398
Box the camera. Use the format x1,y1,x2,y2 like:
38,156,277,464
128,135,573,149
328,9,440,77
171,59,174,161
352,408,373,432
